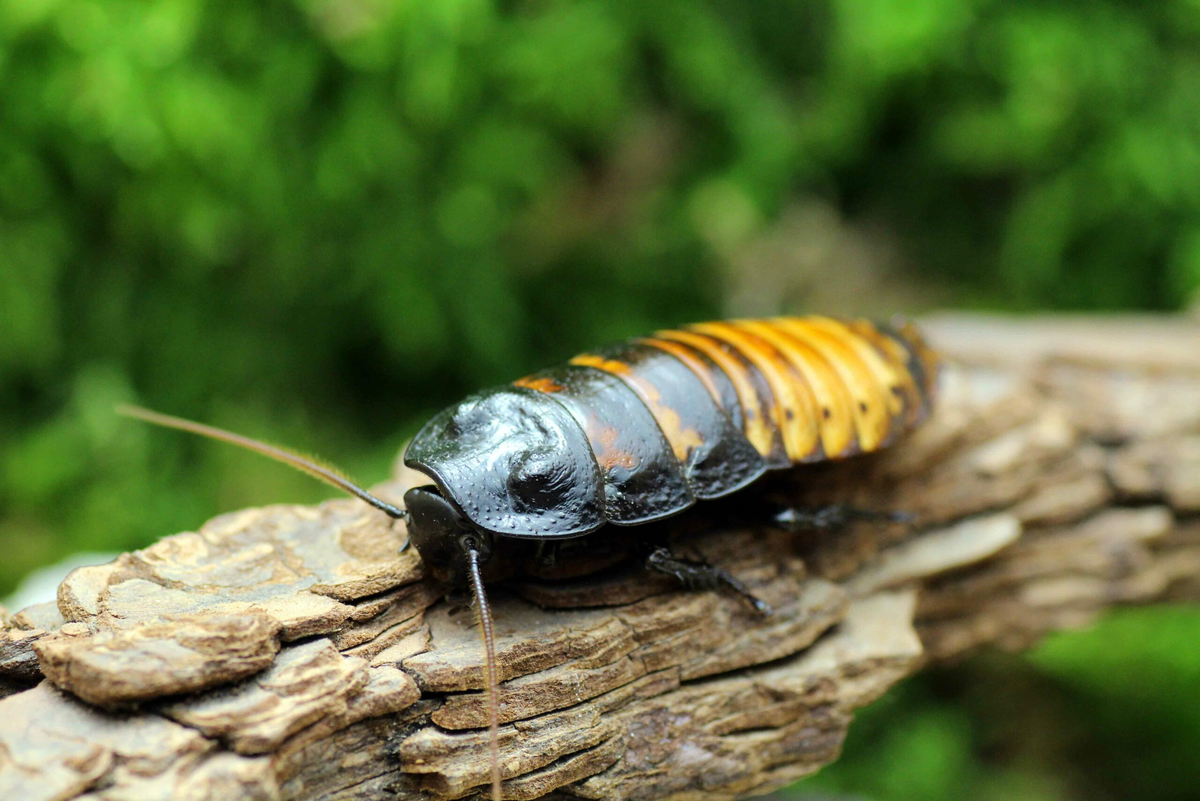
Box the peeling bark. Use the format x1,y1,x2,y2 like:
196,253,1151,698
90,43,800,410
1,314,1198,801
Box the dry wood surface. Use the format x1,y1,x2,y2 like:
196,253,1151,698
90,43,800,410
2,313,1199,801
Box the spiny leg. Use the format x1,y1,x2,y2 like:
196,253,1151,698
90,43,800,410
645,546,772,615
772,503,915,533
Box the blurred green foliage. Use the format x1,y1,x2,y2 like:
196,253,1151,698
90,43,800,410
1,0,1198,798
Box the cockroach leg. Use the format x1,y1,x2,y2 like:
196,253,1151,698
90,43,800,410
645,546,772,616
773,503,915,532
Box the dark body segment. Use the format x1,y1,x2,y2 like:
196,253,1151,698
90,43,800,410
514,365,695,524
651,329,792,468
404,388,606,538
570,342,767,499
638,337,746,430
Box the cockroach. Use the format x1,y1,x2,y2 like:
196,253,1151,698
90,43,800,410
120,315,939,800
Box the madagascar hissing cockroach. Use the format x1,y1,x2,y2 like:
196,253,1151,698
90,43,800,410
120,315,939,800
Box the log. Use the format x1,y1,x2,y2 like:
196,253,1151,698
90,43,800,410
2,313,1199,801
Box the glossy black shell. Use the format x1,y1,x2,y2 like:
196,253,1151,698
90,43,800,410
405,387,607,538
404,316,939,541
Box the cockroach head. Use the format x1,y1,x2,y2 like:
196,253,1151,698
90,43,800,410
403,485,492,583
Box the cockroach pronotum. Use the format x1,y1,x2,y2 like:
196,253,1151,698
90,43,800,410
120,315,939,800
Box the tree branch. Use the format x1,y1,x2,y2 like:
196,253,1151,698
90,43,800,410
2,314,1198,801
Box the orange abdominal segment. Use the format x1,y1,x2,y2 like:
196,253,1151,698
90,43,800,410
732,320,857,458
770,317,892,452
652,328,780,460
687,322,822,462
645,316,937,467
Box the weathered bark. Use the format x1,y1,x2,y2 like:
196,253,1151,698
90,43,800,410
1,313,1198,801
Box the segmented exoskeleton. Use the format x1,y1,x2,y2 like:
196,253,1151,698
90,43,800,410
403,316,937,551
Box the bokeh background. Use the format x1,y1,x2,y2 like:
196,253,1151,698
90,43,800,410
2,0,1199,798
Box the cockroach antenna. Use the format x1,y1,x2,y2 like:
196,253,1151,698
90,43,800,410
465,546,502,801
115,405,409,522
121,403,505,795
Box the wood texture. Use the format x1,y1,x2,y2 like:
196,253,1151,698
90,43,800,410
2,314,1198,801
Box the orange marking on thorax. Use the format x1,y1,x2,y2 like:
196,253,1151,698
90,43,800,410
514,375,566,393
571,354,704,462
688,322,821,462
652,330,777,458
